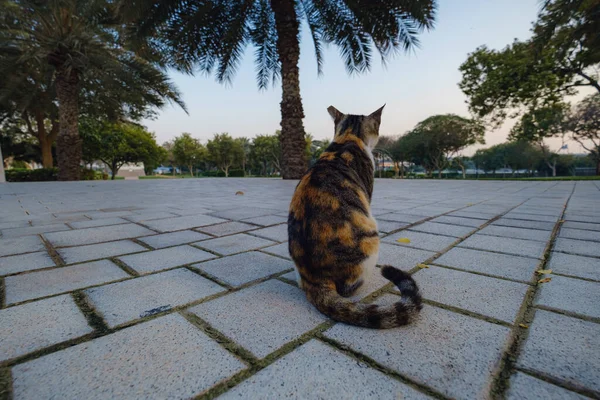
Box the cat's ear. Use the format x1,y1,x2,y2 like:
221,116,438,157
327,106,344,124
369,104,385,125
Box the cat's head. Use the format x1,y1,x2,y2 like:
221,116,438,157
327,105,385,149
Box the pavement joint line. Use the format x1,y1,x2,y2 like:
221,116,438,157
187,244,224,258
549,271,600,283
109,257,140,277
244,232,285,242
129,238,155,250
0,366,12,400
488,181,576,400
428,262,534,285
39,234,65,266
515,367,600,400
419,298,513,327
0,277,5,309
553,249,600,260
453,245,542,260
533,304,600,325
256,248,291,261
71,291,110,333
470,232,549,243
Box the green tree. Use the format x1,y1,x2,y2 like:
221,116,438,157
206,133,244,177
568,94,600,175
81,121,164,179
250,134,281,176
118,0,437,179
1,0,184,180
235,137,252,176
172,133,206,177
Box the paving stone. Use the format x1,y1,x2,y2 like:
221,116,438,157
536,275,600,319
559,227,600,242
0,295,92,362
565,213,600,224
0,236,45,257
477,225,552,242
0,220,30,230
118,245,215,275
411,266,528,322
377,213,427,224
250,224,288,242
378,242,435,269
430,215,487,228
409,221,475,238
69,217,129,229
554,238,600,258
85,210,134,219
143,214,227,232
189,280,328,358
58,240,147,264
261,243,291,259
562,221,600,232
506,372,590,400
192,251,293,287
138,230,211,249
0,251,56,276
11,314,246,400
376,219,410,234
197,221,258,237
241,215,287,226
86,268,225,327
435,247,540,282
348,266,391,301
518,310,600,393
383,230,457,252
195,233,276,256
279,270,298,282
503,212,560,223
5,260,129,305
44,223,154,247
220,340,431,400
124,211,179,223
547,252,600,281
459,234,546,259
169,206,214,216
210,207,275,220
324,300,510,399
1,223,71,238
512,207,563,216
492,218,556,231
448,210,497,220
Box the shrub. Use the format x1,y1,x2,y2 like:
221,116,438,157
228,169,245,177
6,168,58,182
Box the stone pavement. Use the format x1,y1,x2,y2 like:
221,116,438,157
0,178,599,400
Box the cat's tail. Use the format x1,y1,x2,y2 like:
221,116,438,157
303,265,422,329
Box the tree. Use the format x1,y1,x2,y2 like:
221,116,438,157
451,156,471,179
81,121,164,179
459,0,599,128
235,137,252,176
172,133,206,177
1,0,184,180
568,94,600,175
206,133,244,177
406,115,485,178
250,133,281,176
118,0,437,179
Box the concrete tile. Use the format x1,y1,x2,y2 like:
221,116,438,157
118,245,215,275
0,295,92,362
197,221,258,237
58,240,147,264
192,251,293,287
536,275,600,319
220,340,431,400
376,219,410,234
554,238,600,258
143,214,227,232
11,314,246,399
86,268,225,327
378,213,427,224
459,234,546,259
503,212,559,223
378,243,435,269
410,222,475,238
169,206,214,216
1,223,71,238
0,251,56,276
565,214,600,224
0,220,30,230
138,230,211,249
324,301,510,399
69,217,129,229
547,252,600,281
124,211,178,223
448,210,497,220
5,260,129,305
435,247,540,282
241,215,287,226
210,207,274,220
506,372,590,400
559,228,600,242
189,280,328,358
250,224,288,242
562,221,600,232
383,231,457,252
493,218,555,231
0,236,45,257
478,225,552,242
44,224,154,247
261,243,291,259
412,266,528,322
430,215,487,228
518,310,600,392
348,267,391,301
85,210,134,219
195,233,276,256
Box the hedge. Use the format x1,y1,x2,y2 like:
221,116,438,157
5,168,108,182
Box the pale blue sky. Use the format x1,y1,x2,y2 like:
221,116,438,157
144,0,552,154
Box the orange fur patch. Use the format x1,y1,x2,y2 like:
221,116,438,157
334,133,365,150
337,222,354,246
305,186,340,211
320,152,336,161
289,240,304,258
341,152,353,164
351,211,377,232
359,235,379,256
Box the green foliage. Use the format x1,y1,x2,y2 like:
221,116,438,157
568,93,600,174
172,133,206,176
206,133,244,177
249,133,281,176
6,168,58,182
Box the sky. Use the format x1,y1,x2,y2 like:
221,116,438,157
142,0,589,155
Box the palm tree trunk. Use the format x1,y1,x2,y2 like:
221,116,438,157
271,0,306,180
55,67,82,181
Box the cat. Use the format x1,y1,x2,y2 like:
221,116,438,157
288,105,422,329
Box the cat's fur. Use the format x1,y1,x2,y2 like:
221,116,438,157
288,105,422,329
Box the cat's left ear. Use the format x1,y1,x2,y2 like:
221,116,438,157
327,106,344,124
369,104,385,125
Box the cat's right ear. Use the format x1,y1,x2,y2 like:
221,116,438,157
327,106,344,124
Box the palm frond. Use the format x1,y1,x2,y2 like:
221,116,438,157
249,0,279,89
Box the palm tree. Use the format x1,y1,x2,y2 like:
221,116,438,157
118,0,437,179
1,0,185,180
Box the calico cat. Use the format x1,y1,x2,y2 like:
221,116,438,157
288,105,422,329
